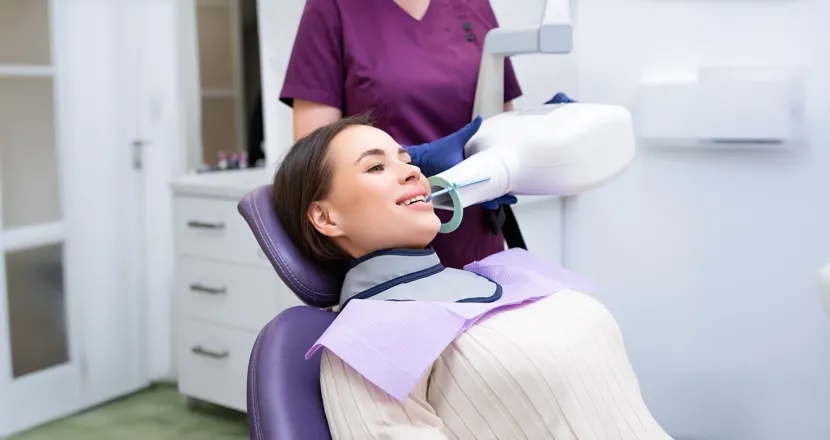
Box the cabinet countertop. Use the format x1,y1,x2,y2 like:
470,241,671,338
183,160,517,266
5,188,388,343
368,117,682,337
171,168,269,199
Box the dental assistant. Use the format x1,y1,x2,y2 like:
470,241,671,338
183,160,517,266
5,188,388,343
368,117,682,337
280,0,523,270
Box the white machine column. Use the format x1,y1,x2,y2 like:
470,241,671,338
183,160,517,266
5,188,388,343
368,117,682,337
472,0,574,119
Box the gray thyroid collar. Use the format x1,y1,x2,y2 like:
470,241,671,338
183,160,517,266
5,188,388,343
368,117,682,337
339,248,502,309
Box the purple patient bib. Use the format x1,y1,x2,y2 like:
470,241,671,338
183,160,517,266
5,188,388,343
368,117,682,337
306,248,595,401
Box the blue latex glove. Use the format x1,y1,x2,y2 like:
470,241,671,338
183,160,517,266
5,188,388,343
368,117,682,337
405,117,517,211
546,92,577,104
480,195,518,210
405,116,482,177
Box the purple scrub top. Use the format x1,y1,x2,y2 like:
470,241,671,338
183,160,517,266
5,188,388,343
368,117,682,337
280,0,523,269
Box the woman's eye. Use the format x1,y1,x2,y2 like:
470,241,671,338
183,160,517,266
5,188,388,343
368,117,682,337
367,163,385,173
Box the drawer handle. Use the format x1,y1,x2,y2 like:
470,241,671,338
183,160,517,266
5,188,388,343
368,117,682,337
191,345,229,359
189,283,227,295
187,220,225,230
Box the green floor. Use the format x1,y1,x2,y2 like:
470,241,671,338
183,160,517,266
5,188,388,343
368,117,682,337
10,385,249,440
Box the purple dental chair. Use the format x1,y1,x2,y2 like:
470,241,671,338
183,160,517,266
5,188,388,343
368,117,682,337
237,184,340,440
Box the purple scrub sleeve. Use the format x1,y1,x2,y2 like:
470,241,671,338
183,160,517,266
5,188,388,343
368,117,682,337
278,0,344,111
281,0,524,269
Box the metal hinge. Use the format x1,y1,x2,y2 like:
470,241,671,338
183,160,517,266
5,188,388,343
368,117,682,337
131,139,148,170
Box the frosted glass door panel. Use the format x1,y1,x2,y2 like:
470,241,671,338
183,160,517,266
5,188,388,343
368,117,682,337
0,0,51,65
4,243,68,378
197,2,235,90
0,77,61,229
201,97,239,165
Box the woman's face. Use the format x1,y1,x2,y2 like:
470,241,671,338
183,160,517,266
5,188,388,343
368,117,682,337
307,124,441,258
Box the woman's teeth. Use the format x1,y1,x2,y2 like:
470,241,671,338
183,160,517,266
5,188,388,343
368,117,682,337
399,195,426,206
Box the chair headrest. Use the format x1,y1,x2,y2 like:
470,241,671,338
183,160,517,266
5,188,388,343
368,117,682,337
237,185,340,308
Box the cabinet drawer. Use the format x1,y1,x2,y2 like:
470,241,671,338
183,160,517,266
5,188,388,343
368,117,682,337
176,257,301,331
174,195,269,267
177,319,256,412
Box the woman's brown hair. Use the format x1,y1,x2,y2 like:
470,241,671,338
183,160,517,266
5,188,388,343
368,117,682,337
271,112,375,278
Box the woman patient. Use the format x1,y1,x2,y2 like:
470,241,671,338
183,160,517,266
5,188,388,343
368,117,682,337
272,113,673,440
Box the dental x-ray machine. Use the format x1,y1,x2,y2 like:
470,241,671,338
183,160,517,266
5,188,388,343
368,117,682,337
428,0,637,233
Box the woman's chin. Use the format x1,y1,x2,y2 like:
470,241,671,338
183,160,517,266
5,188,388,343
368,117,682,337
424,212,442,234
407,215,441,246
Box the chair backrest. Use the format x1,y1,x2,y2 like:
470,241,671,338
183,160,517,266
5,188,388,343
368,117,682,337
237,184,341,440
237,185,341,309
246,306,335,440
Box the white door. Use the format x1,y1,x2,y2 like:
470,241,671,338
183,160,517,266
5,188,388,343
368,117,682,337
0,0,147,436
122,0,184,381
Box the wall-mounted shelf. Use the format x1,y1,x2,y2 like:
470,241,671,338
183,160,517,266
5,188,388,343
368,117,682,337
0,65,53,77
201,88,238,98
2,223,65,254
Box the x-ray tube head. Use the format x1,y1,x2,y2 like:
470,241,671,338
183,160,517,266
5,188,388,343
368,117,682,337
429,103,636,233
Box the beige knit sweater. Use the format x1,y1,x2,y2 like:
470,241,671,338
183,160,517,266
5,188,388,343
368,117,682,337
319,289,673,440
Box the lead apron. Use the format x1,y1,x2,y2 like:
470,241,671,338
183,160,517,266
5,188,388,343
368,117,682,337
339,248,502,308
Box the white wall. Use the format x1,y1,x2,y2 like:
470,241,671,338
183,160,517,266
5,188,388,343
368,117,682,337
565,1,830,439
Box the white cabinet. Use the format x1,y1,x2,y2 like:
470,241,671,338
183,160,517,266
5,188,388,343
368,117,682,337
172,168,301,411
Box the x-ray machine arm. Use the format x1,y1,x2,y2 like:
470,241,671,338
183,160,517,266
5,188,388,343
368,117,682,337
473,0,574,119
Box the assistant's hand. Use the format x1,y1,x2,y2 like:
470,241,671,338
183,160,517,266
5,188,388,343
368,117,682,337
405,117,513,211
546,92,576,104
404,116,482,178
480,195,518,211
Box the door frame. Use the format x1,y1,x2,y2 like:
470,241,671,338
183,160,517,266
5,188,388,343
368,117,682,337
0,1,86,435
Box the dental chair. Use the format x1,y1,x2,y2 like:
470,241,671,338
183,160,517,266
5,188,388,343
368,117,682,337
237,105,637,440
236,108,635,439
238,184,338,440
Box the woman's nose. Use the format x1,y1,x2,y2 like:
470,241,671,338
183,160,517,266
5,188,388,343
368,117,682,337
400,162,422,183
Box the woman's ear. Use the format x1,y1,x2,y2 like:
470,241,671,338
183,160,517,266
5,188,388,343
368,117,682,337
307,201,345,238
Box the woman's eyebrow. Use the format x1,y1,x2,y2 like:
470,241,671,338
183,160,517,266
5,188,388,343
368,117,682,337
354,147,410,164
354,148,385,164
